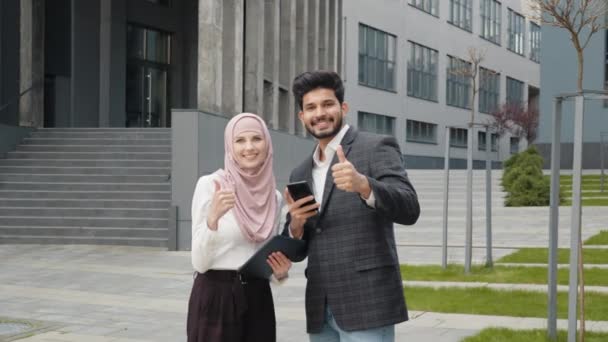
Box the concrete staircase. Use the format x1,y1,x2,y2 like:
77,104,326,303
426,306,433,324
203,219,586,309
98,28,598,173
0,128,171,247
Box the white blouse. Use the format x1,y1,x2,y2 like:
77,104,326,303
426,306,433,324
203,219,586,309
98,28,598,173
190,170,286,276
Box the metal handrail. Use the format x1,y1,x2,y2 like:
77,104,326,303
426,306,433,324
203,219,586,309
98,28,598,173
0,81,44,116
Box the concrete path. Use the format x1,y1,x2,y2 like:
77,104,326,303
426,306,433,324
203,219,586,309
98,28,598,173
1,170,607,341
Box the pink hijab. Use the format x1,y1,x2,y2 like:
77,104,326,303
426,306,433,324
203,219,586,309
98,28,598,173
218,113,277,242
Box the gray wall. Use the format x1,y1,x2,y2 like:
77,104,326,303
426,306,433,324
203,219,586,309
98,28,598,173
538,22,608,168
0,0,21,126
171,110,316,251
0,123,33,156
42,0,198,128
71,0,101,127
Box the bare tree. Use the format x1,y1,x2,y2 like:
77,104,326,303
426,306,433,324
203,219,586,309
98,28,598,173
528,0,608,92
449,47,486,124
448,47,487,273
528,1,608,341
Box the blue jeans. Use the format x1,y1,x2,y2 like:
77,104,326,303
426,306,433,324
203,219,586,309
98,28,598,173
309,305,395,342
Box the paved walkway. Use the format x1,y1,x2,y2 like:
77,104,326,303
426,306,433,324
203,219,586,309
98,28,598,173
0,245,481,342
1,170,607,341
1,243,607,342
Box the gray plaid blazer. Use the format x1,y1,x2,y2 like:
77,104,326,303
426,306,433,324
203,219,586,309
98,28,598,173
284,127,420,333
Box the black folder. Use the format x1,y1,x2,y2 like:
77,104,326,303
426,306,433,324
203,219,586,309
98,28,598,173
238,235,307,279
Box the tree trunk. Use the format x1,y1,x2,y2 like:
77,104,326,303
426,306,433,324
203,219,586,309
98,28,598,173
577,48,584,92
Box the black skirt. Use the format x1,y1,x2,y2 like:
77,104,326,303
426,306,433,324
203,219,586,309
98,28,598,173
186,270,276,342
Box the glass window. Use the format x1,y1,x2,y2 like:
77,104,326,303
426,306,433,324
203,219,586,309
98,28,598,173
407,42,438,101
478,131,498,151
409,0,439,16
480,0,501,44
449,0,473,32
510,136,520,154
530,22,541,63
407,120,437,144
146,0,170,6
358,111,395,136
358,24,397,91
127,25,170,64
446,56,472,109
450,127,468,148
479,67,500,114
506,76,524,106
508,9,525,55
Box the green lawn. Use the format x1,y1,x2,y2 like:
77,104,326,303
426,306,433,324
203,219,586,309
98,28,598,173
400,264,608,286
541,175,608,206
404,286,608,321
497,248,608,264
585,231,608,245
565,191,608,197
462,328,608,342
563,198,608,206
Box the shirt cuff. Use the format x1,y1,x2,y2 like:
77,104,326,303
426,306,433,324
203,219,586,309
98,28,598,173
288,225,303,239
362,190,376,208
270,273,289,285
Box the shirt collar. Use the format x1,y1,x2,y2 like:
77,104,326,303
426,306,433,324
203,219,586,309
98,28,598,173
312,124,350,167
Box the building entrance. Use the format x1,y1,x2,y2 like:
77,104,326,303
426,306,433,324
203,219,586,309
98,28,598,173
126,24,170,127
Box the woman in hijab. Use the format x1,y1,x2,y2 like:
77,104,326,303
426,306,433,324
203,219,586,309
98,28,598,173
187,113,291,342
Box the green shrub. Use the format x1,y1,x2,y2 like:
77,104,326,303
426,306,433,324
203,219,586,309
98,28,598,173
502,146,554,206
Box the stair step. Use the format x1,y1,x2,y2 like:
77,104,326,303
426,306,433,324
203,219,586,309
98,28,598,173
38,128,170,132
16,145,171,153
0,174,170,183
0,207,169,218
0,226,168,239
30,131,171,139
0,182,170,192
0,198,170,208
23,138,171,146
6,151,171,160
0,127,174,247
0,166,170,175
0,190,170,200
1,216,168,228
0,159,170,167
0,235,168,247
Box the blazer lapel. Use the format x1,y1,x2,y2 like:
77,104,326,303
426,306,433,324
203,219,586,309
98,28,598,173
319,127,356,215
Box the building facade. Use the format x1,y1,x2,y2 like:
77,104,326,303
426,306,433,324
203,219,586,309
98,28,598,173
537,12,608,169
0,0,342,132
341,0,541,168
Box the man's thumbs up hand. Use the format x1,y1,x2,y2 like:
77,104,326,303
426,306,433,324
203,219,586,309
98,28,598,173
331,145,371,198
336,145,347,163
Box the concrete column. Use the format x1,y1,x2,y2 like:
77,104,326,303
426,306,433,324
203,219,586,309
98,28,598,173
271,0,280,129
0,0,22,126
307,0,319,71
244,0,264,117
221,0,244,115
279,0,296,133
319,0,329,69
19,0,45,128
198,0,223,115
337,0,343,77
98,0,111,127
295,0,309,135
330,0,339,71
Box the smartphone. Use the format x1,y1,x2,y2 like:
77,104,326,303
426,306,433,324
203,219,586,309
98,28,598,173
287,181,317,208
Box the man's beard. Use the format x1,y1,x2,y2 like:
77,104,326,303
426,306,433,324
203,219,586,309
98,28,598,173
305,114,343,140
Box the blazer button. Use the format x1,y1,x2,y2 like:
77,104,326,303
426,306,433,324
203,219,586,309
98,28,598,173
316,228,322,234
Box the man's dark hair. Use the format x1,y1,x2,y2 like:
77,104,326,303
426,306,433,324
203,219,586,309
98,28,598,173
292,70,345,110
